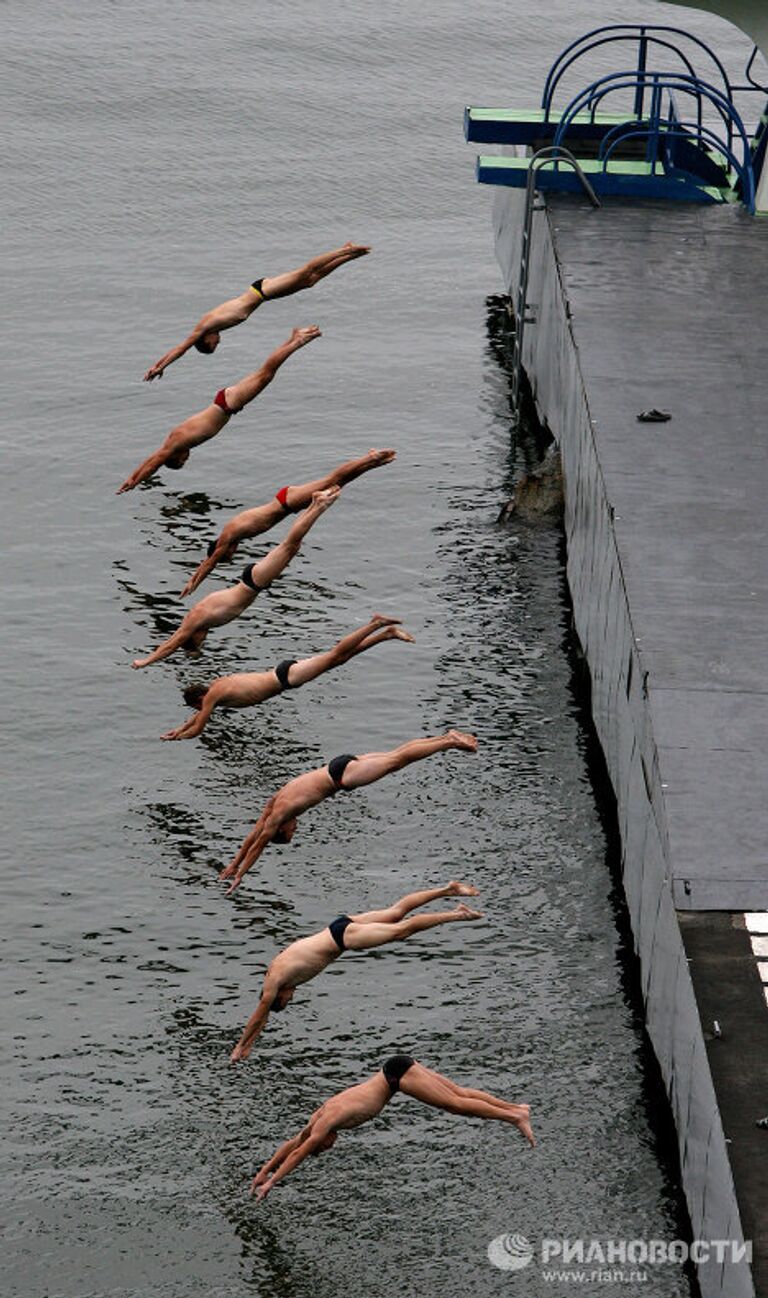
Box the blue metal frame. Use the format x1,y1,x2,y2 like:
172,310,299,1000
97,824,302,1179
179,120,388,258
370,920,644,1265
468,21,766,211
733,45,768,95
558,71,740,152
551,72,756,212
541,24,733,118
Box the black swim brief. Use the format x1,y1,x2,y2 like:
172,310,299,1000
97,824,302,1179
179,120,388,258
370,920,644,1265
274,659,297,691
240,563,263,593
327,753,357,790
328,915,352,951
383,1055,416,1094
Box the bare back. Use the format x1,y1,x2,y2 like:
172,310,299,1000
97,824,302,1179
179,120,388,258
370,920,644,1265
208,669,282,710
268,930,341,989
313,1075,392,1132
273,765,337,821
169,405,228,453
190,581,258,630
208,289,262,332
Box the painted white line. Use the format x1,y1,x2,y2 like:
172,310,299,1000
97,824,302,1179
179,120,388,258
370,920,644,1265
758,962,768,983
751,936,768,958
745,912,768,934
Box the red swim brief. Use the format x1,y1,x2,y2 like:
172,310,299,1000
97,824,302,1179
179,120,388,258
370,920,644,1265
214,388,237,415
275,486,299,513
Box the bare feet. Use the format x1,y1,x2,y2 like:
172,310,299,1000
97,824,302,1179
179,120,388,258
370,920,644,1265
310,485,341,512
367,448,396,466
389,628,415,643
446,730,478,753
447,881,480,897
512,1104,536,1148
230,1042,252,1063
131,657,149,669
369,613,402,628
342,243,371,257
451,904,483,920
290,325,322,348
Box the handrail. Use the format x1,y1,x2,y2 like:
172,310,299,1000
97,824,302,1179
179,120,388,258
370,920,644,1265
600,122,756,212
552,72,754,187
555,71,742,157
541,24,733,115
527,146,602,205
544,37,700,122
733,45,768,95
572,65,703,138
510,147,600,419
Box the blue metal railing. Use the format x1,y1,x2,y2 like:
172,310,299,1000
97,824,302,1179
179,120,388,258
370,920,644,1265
600,123,755,211
556,70,742,153
550,71,756,212
541,24,733,119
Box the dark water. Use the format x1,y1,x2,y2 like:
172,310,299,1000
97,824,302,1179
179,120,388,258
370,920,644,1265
3,2,750,1295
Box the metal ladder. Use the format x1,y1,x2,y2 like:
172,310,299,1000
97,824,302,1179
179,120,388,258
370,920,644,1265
511,145,601,420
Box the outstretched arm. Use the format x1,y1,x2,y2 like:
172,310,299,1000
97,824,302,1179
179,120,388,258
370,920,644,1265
160,696,216,740
220,812,282,893
230,986,277,1060
132,620,197,669
143,304,229,382
218,798,275,878
143,336,197,382
180,551,220,598
180,535,234,597
117,446,169,494
252,1123,313,1186
252,1128,330,1201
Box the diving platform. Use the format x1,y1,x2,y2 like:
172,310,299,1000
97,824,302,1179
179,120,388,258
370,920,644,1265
465,105,642,145
476,153,728,203
466,22,762,212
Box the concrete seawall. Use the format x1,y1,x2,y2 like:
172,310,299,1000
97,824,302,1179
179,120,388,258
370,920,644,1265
493,187,768,1298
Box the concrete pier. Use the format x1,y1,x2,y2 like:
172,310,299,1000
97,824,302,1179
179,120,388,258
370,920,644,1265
493,189,768,1298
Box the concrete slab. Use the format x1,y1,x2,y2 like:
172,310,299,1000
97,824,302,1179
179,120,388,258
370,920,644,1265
547,197,768,908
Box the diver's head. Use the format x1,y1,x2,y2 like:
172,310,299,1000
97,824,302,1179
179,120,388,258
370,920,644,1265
272,817,298,845
194,330,220,355
182,681,208,710
166,447,190,470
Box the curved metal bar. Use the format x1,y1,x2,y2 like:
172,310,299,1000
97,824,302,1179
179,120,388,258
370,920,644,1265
541,23,732,114
580,63,702,138
599,122,755,212
528,145,602,204
598,116,660,159
739,45,768,94
544,36,700,122
554,71,747,161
